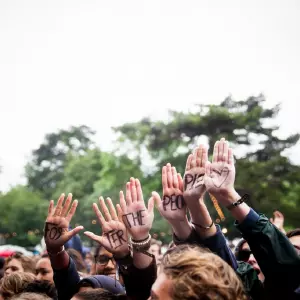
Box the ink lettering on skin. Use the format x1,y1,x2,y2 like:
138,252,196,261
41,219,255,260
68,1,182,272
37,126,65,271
44,222,64,240
105,230,126,249
162,195,185,211
184,173,204,190
211,167,230,188
122,210,146,228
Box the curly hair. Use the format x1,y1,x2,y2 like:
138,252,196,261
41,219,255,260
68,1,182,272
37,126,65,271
161,244,247,300
5,253,36,275
0,272,36,299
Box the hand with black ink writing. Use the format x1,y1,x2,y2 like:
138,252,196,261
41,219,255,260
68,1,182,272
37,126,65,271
120,178,154,241
204,138,237,206
183,145,207,202
44,193,84,253
84,197,129,258
152,163,187,221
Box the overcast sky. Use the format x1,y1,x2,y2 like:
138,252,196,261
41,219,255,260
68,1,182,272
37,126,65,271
0,0,300,191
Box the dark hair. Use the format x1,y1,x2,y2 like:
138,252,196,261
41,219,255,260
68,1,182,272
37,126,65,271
286,228,300,239
74,288,126,300
66,248,87,273
22,280,57,300
41,253,50,259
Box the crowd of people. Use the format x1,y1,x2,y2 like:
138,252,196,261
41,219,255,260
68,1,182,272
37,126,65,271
0,137,300,299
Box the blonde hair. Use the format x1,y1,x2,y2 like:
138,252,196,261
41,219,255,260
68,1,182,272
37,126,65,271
0,272,36,299
11,292,51,300
5,253,36,275
161,245,247,300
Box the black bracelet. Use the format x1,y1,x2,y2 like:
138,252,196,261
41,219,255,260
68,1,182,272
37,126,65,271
192,220,214,230
226,194,249,210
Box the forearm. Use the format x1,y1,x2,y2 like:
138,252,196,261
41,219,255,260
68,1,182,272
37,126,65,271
49,248,70,270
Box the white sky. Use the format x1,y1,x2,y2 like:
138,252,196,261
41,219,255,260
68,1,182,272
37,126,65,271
0,0,300,192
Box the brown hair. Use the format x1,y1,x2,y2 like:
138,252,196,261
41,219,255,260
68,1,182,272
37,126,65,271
286,228,300,238
161,245,247,300
5,253,36,275
10,292,51,300
66,248,87,273
0,272,36,299
74,288,126,300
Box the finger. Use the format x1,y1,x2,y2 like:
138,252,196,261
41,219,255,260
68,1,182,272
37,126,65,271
228,148,234,165
116,204,123,223
196,147,203,167
201,146,208,167
218,138,225,162
162,166,168,191
106,198,118,221
166,163,173,188
84,231,104,245
190,154,197,169
65,199,78,222
177,173,184,191
135,179,144,202
53,194,65,216
61,193,72,217
185,154,193,171
130,177,137,202
125,182,132,205
148,196,155,213
223,141,229,163
212,141,219,163
67,226,84,240
172,167,179,188
99,197,112,222
92,203,106,226
48,200,54,216
152,191,162,206
119,191,127,212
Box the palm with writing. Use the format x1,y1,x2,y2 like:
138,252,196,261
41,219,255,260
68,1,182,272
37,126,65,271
204,138,236,204
120,178,154,240
152,163,187,221
183,145,207,201
84,197,129,257
44,193,83,252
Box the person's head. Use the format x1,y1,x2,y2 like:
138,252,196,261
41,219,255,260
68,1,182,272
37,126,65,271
286,228,300,254
149,239,162,261
235,239,264,282
78,275,125,295
91,245,115,277
0,272,36,300
4,254,35,277
10,292,51,300
67,248,87,274
35,255,54,283
151,244,247,300
22,280,57,300
71,288,126,300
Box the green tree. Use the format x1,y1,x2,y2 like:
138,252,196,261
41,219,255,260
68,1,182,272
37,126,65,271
0,186,47,246
114,95,300,237
26,125,95,199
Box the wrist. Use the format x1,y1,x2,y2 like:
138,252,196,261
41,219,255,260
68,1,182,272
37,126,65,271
114,249,131,260
131,233,150,242
46,245,64,254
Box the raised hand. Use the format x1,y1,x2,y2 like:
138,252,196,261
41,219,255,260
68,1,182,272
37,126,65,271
204,138,236,205
152,163,187,221
84,197,129,257
120,178,154,241
44,193,83,252
183,145,207,201
270,210,286,234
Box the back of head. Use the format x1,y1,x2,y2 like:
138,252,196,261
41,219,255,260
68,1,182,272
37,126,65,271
66,248,87,273
10,292,51,300
161,245,247,300
0,272,36,298
73,288,127,300
22,280,57,300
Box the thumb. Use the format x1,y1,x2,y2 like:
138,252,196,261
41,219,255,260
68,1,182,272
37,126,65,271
84,231,103,244
151,191,162,206
205,161,212,176
67,226,84,240
148,196,155,213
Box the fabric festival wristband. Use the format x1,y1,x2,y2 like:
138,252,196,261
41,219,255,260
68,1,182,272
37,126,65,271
226,194,249,210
